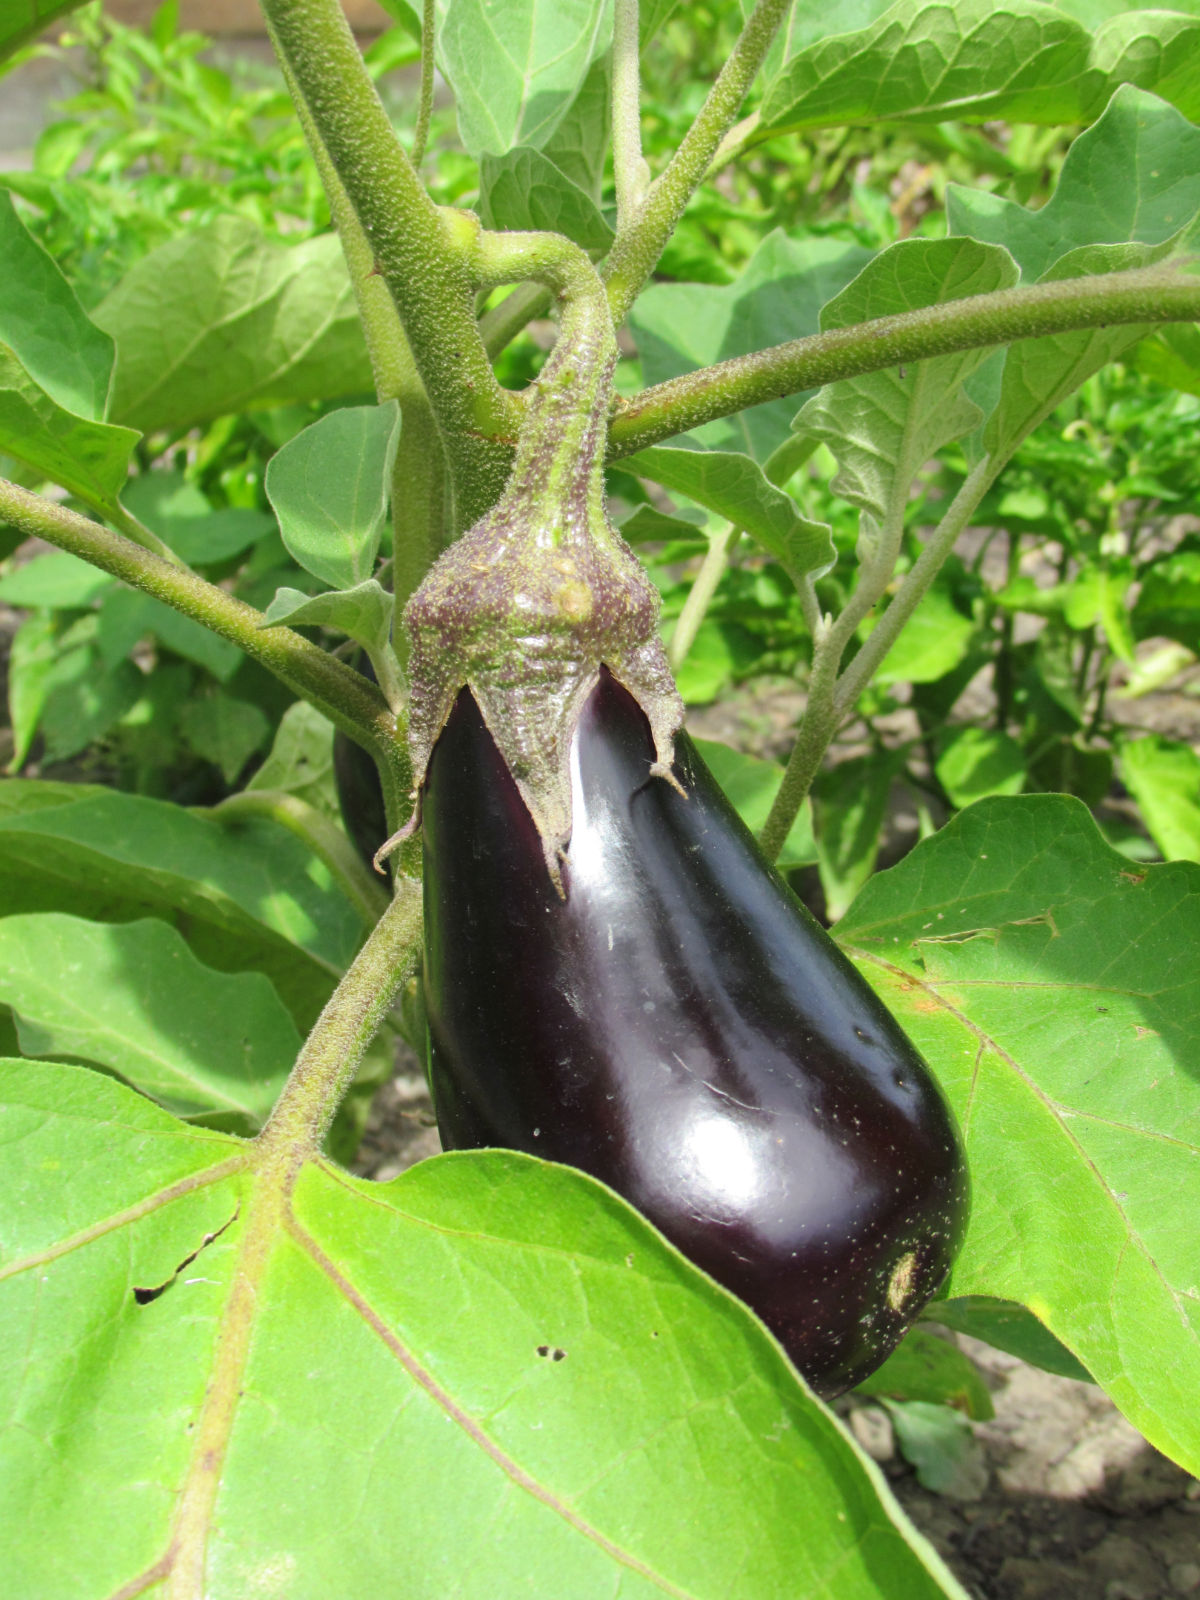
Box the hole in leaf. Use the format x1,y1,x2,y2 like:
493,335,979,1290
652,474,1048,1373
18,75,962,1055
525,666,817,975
536,1345,567,1361
132,1206,239,1307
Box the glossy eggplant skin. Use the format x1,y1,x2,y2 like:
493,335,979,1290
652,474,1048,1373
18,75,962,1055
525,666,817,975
422,670,968,1396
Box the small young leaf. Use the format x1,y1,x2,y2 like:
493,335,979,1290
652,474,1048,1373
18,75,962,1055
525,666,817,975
265,402,401,591
262,578,395,660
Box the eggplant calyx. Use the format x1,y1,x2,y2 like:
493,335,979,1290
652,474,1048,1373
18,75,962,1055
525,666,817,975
403,268,683,884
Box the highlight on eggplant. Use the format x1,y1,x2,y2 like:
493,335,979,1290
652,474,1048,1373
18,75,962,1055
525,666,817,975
419,667,969,1398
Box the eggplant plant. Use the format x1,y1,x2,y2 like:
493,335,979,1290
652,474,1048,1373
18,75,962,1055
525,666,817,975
2,1,1200,1596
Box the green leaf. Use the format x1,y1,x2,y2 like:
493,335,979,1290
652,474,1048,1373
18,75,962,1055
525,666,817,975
856,1328,994,1420
935,728,1027,809
0,189,114,420
0,916,294,1123
180,694,272,786
0,781,369,1031
670,618,736,705
837,795,1200,1474
793,238,1017,531
1133,539,1200,648
815,751,902,921
885,1401,978,1496
540,51,611,199
865,584,976,687
122,470,275,565
265,402,400,591
625,444,834,587
262,579,395,660
759,0,1200,137
437,0,612,156
0,349,140,511
693,737,817,869
0,0,89,61
97,587,243,682
948,86,1200,282
246,700,339,820
927,1297,1093,1384
5,612,58,769
0,1058,968,1599
40,639,141,761
0,550,114,608
480,147,614,252
628,230,874,462
1118,734,1200,862
93,220,375,435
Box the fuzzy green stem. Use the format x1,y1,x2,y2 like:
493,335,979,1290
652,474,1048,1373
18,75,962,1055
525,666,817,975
613,0,648,231
275,39,446,597
258,877,423,1156
669,523,736,670
411,0,436,167
608,266,1200,458
260,0,519,530
0,476,405,791
833,458,995,718
758,627,841,863
479,283,554,358
604,0,790,323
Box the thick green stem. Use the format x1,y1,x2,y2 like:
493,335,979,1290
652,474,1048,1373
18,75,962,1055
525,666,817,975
604,0,790,323
612,0,648,231
275,40,446,598
260,0,519,530
608,266,1200,458
0,477,407,800
259,878,423,1157
669,523,736,670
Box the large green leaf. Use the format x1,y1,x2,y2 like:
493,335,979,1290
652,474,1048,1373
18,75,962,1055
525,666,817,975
0,915,294,1123
628,230,874,462
93,220,375,435
836,795,1200,1475
0,1058,967,1599
793,238,1017,533
437,0,612,157
0,781,369,1030
759,0,1200,136
0,0,87,66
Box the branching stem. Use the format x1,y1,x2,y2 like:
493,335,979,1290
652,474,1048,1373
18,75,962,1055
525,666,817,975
613,0,649,230
608,266,1200,458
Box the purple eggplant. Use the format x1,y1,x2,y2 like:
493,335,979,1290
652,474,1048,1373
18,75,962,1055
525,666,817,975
422,668,968,1397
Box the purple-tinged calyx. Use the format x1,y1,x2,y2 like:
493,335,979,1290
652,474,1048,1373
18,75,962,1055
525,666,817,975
400,269,683,887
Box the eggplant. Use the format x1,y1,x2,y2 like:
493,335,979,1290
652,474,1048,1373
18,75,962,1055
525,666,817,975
422,668,968,1397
